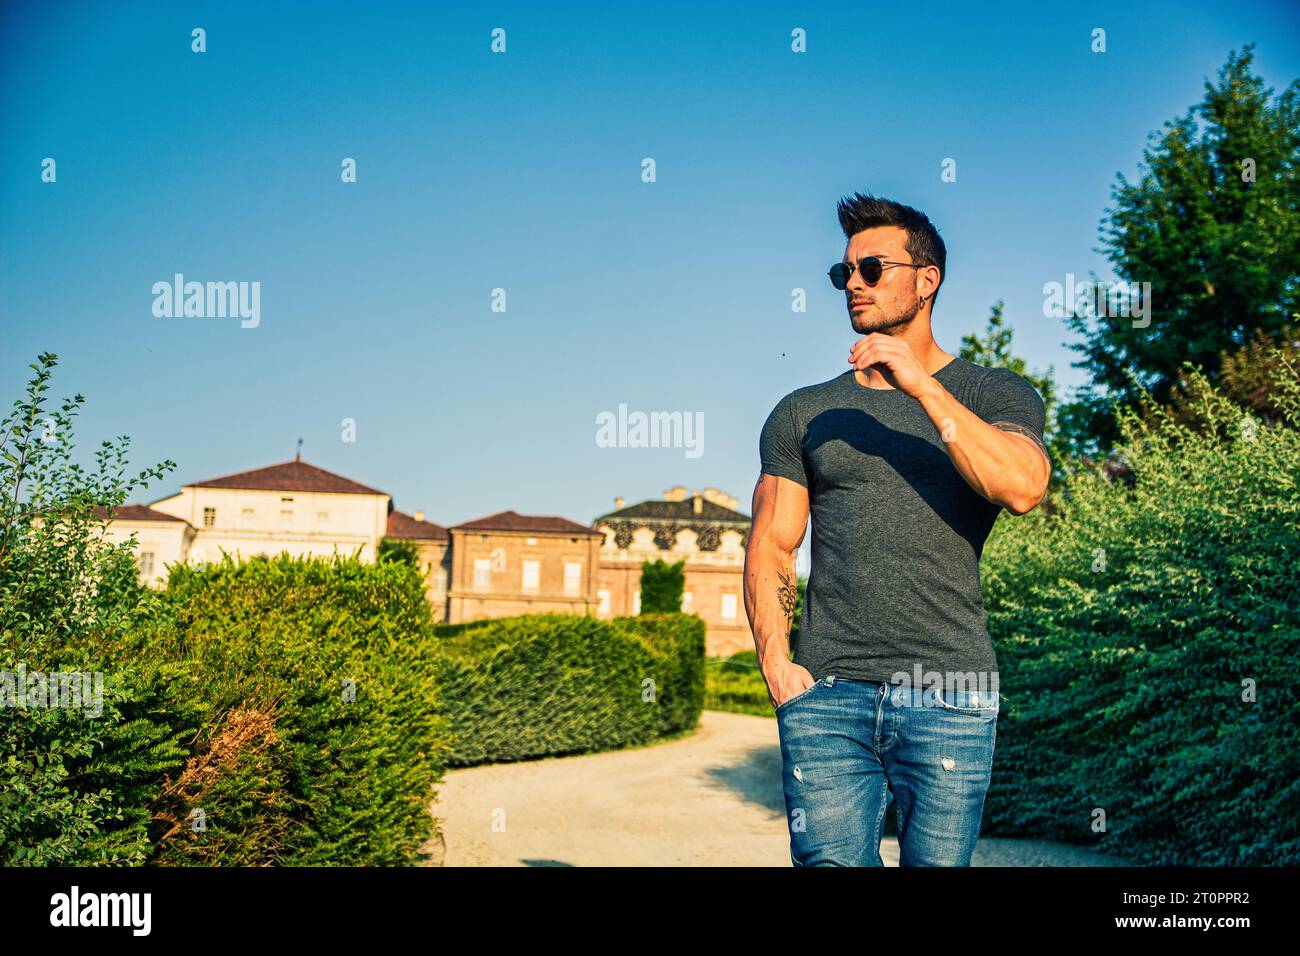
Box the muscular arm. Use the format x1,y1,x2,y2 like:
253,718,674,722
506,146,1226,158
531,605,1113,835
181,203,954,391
916,380,1051,515
743,473,813,705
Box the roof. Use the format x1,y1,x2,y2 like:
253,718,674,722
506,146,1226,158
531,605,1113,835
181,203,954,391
594,497,750,525
94,504,190,524
184,459,387,496
386,509,449,542
451,510,602,536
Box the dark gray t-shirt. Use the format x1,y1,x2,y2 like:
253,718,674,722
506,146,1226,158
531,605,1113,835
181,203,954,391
759,357,1048,685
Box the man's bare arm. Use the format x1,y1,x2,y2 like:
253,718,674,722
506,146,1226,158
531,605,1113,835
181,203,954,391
916,382,1051,515
846,334,1051,515
743,473,814,707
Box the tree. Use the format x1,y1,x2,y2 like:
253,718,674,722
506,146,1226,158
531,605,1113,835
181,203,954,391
1155,325,1300,437
1060,45,1300,455
639,558,685,613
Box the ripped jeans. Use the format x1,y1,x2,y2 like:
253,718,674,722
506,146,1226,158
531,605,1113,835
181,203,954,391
775,675,998,866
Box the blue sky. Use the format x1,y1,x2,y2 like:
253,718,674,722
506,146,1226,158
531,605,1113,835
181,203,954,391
3,0,1298,528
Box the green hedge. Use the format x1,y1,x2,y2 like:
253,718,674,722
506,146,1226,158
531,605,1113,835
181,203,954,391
705,650,771,716
433,613,704,766
144,554,452,865
980,358,1300,865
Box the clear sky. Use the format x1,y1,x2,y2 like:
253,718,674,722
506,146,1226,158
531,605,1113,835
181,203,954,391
3,0,1298,529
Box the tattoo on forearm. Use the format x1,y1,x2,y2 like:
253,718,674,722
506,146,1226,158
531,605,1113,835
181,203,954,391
777,567,798,631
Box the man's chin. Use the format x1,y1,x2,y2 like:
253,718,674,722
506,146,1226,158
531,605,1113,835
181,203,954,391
850,310,912,336
850,313,892,335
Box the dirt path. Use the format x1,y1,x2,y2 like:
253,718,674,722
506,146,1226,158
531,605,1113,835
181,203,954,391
421,710,1128,867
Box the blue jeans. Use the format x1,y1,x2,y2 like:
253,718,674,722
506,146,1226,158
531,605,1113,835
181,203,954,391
775,675,998,866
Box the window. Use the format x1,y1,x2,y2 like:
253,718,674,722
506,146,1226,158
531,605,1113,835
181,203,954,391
280,509,293,523
597,589,611,616
433,568,448,593
202,507,216,528
316,511,329,523
721,593,738,620
682,591,693,613
139,551,155,576
240,507,256,527
563,561,581,596
522,559,540,592
473,558,491,590
632,590,641,615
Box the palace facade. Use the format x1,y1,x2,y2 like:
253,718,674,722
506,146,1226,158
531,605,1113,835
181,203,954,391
100,459,753,656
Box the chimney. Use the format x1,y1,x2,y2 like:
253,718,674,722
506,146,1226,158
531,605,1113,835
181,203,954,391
414,510,425,522
614,496,625,510
700,487,739,510
663,485,688,502
692,493,703,515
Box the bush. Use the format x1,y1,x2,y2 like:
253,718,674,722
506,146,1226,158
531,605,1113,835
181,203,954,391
980,351,1300,865
433,613,704,766
639,558,685,613
0,353,190,865
704,650,771,716
146,554,452,865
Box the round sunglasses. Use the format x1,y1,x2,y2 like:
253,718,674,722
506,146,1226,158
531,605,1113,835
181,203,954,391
828,256,923,290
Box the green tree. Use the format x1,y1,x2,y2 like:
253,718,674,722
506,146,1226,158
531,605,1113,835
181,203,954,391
639,558,685,613
1157,325,1300,434
1061,45,1300,455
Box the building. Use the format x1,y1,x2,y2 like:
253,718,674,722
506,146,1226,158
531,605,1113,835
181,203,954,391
101,459,754,657
593,486,752,657
99,456,428,587
94,504,194,586
447,511,603,623
383,508,452,609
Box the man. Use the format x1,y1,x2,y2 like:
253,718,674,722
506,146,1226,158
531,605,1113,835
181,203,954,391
744,192,1052,867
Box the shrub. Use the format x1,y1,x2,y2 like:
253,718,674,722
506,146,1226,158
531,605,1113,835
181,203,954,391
433,613,704,766
0,353,189,865
980,350,1300,865
705,650,771,716
146,554,452,865
639,559,685,613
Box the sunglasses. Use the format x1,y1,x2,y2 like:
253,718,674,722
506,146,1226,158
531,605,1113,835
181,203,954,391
828,256,923,290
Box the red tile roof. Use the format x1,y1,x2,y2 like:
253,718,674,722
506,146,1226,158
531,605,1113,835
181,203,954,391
386,509,449,542
94,504,190,524
185,459,387,496
451,510,602,536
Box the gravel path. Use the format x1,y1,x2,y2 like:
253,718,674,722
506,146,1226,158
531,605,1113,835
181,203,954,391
421,709,1128,867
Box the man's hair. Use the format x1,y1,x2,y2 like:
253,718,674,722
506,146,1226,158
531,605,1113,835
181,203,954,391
836,192,946,308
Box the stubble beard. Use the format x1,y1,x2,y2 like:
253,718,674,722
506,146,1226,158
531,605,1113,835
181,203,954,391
850,292,922,337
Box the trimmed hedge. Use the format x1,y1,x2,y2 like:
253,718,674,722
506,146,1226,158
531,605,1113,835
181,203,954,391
143,554,452,866
704,650,771,716
433,613,704,766
980,358,1300,865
